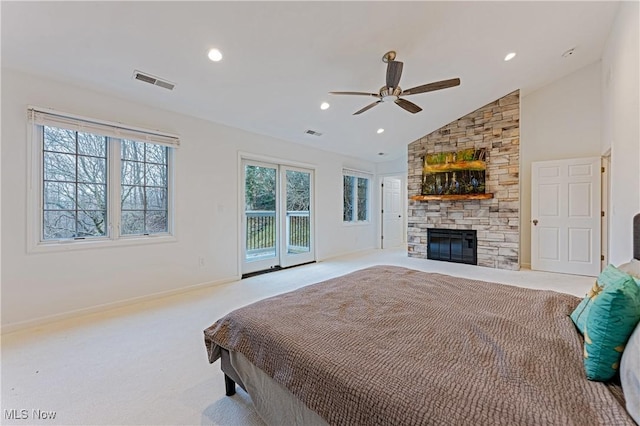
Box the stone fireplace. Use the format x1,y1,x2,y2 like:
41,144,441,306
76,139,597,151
407,90,520,270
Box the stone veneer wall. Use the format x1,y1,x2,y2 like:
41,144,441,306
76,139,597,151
407,90,520,270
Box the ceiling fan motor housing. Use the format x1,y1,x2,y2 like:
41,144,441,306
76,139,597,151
380,86,401,102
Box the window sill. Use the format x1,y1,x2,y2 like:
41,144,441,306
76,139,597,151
28,234,177,254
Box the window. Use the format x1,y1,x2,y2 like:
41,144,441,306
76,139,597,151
343,169,370,223
120,140,169,235
29,107,179,250
43,127,108,239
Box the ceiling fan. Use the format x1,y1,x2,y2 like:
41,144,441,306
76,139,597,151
329,51,461,115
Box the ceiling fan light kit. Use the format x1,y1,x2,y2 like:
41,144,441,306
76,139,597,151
330,51,461,115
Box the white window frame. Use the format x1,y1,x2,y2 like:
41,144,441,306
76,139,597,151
342,168,372,225
26,107,179,253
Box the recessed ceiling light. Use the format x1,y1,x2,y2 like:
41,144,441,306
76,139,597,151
504,52,516,61
320,102,330,110
208,48,223,62
377,128,385,134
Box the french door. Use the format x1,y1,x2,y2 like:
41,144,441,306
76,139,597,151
242,159,314,275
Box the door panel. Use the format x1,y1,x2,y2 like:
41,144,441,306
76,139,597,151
281,167,314,267
531,157,601,276
243,162,279,274
568,228,591,262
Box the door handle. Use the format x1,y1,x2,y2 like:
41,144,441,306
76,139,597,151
533,219,538,226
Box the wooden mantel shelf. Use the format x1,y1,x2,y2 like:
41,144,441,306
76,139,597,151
410,193,494,201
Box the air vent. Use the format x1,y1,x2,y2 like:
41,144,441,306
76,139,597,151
305,129,322,136
133,70,175,91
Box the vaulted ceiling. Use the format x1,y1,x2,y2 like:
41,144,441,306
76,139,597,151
1,1,619,162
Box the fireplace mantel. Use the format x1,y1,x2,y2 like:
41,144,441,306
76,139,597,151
410,193,494,201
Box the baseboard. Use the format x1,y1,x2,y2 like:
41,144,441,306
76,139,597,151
317,246,379,262
1,275,241,335
520,262,531,270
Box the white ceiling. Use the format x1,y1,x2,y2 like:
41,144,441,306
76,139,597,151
1,1,619,163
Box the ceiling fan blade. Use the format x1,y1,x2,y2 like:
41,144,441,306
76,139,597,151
353,100,382,115
395,98,422,114
386,60,403,89
329,91,380,97
401,78,461,96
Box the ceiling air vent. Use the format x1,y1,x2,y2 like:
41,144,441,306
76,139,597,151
305,129,322,136
133,70,175,91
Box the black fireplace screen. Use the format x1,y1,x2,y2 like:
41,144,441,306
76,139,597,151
427,229,477,265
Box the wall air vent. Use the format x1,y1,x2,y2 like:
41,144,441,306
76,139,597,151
305,129,322,136
132,70,175,91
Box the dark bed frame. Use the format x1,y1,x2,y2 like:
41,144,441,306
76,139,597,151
221,213,640,397
222,348,245,396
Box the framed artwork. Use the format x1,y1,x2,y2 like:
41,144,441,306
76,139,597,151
421,148,486,195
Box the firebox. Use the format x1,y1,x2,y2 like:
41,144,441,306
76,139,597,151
427,229,477,265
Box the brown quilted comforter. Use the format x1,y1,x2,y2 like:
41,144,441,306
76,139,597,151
204,265,634,425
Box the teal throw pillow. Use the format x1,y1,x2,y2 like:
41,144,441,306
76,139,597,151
570,265,635,334
582,271,640,381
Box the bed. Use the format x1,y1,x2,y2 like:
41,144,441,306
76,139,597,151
204,217,640,425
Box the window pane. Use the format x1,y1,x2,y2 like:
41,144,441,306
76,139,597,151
78,155,106,183
286,170,310,211
43,211,76,239
121,139,145,161
121,211,145,235
44,182,75,210
77,132,106,157
357,178,368,221
146,187,167,210
77,183,106,210
121,160,145,185
146,211,167,233
121,186,145,210
343,175,354,222
121,140,169,235
146,144,167,164
42,126,109,241
44,152,76,182
77,210,107,237
44,127,75,153
146,163,167,187
245,165,276,211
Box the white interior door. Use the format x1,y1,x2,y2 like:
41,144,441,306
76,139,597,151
531,157,601,276
382,176,403,248
242,160,314,275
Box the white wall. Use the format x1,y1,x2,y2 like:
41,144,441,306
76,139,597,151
1,69,379,329
601,1,640,265
520,62,603,267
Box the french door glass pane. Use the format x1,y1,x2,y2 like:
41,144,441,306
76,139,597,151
245,165,277,262
286,170,310,254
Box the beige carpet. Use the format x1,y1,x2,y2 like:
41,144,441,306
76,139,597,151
1,248,593,425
